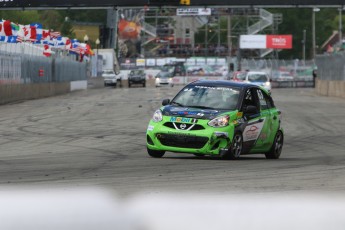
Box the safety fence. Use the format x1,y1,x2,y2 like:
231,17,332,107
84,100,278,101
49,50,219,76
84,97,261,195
315,53,345,81
0,53,87,85
240,58,316,80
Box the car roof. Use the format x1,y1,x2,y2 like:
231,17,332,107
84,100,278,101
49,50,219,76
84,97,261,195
246,71,268,74
189,80,257,89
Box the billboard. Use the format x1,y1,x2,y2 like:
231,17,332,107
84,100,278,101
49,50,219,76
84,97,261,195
240,35,292,49
1,0,345,8
266,35,292,49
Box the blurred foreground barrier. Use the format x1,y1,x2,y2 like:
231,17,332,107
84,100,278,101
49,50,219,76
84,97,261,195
316,79,345,98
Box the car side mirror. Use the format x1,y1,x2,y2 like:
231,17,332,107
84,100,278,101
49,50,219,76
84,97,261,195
244,105,258,115
162,99,170,106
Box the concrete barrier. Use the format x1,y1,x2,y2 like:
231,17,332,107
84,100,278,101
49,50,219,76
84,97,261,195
0,83,70,105
71,80,88,91
315,79,345,98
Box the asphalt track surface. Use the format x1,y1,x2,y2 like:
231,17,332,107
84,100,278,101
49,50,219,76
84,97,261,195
1,86,345,195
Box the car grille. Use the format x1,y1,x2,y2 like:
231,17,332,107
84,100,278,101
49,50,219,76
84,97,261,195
156,133,208,149
163,122,205,131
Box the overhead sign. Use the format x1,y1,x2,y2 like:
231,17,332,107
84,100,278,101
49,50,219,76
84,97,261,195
176,8,211,16
240,35,267,49
1,0,345,8
240,35,293,49
266,35,292,49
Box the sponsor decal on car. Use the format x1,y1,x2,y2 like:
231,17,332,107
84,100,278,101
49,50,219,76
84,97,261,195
167,131,196,136
243,118,266,142
170,117,197,123
147,125,154,131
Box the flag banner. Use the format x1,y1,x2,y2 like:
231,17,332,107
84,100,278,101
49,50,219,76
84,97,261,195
0,18,93,57
0,35,18,43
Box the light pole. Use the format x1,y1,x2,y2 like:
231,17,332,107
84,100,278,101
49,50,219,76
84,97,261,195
312,8,320,60
95,38,100,55
302,29,306,64
339,8,343,48
83,34,89,44
95,38,100,77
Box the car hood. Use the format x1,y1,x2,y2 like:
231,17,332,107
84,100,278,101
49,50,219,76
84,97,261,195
249,81,268,86
162,105,224,120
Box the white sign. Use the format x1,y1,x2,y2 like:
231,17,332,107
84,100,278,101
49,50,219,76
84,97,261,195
146,59,156,66
136,59,145,66
177,8,211,16
156,59,166,66
240,35,266,49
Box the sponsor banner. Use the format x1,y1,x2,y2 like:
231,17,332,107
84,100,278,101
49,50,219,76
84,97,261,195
176,8,211,16
240,35,293,49
240,35,266,49
173,76,224,84
156,59,166,66
266,35,292,49
146,58,156,66
136,58,145,66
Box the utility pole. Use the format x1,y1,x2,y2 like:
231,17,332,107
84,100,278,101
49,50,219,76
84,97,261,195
339,8,343,48
303,29,306,64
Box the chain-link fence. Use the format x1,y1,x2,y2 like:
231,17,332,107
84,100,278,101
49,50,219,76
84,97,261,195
240,58,316,81
315,53,345,81
0,52,87,85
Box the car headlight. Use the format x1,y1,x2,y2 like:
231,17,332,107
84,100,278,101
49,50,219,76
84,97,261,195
152,109,163,122
208,115,230,127
265,81,271,86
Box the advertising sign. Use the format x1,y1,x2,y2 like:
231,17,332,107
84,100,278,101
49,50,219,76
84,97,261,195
240,35,266,49
176,8,211,16
266,35,292,49
240,35,293,49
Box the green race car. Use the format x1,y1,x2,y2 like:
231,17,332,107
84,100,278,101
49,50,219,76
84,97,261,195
146,80,284,159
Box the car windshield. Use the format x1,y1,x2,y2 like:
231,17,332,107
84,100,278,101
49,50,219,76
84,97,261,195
235,72,246,80
131,70,143,75
103,70,114,74
171,85,240,110
157,71,171,78
248,73,268,82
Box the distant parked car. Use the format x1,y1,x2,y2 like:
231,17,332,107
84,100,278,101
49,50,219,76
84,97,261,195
102,70,122,87
155,67,174,87
128,69,146,88
228,71,247,81
245,71,272,92
271,71,294,81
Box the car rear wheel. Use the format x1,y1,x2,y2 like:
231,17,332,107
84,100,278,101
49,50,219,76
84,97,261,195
128,82,131,88
147,148,165,158
265,130,284,159
143,82,146,87
221,132,242,159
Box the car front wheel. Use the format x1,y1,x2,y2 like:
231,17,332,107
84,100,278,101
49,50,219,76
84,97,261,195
221,132,242,159
265,130,284,159
147,148,165,158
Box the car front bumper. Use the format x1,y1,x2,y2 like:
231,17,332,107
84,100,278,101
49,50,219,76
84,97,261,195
146,116,234,155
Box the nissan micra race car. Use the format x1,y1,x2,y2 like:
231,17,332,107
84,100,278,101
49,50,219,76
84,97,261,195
146,80,283,159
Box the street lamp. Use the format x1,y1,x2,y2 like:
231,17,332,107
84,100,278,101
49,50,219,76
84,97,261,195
95,38,100,55
312,8,320,59
83,34,89,44
339,8,343,49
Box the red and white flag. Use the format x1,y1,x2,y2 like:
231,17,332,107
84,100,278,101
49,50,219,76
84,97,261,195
43,44,52,57
0,20,13,36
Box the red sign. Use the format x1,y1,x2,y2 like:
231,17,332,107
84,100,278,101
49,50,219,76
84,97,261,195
266,35,292,49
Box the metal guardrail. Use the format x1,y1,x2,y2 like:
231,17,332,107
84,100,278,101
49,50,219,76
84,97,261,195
0,52,87,85
315,53,345,81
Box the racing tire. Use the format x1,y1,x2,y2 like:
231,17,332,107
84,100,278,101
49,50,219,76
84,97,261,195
147,148,165,158
265,130,284,159
221,132,243,160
